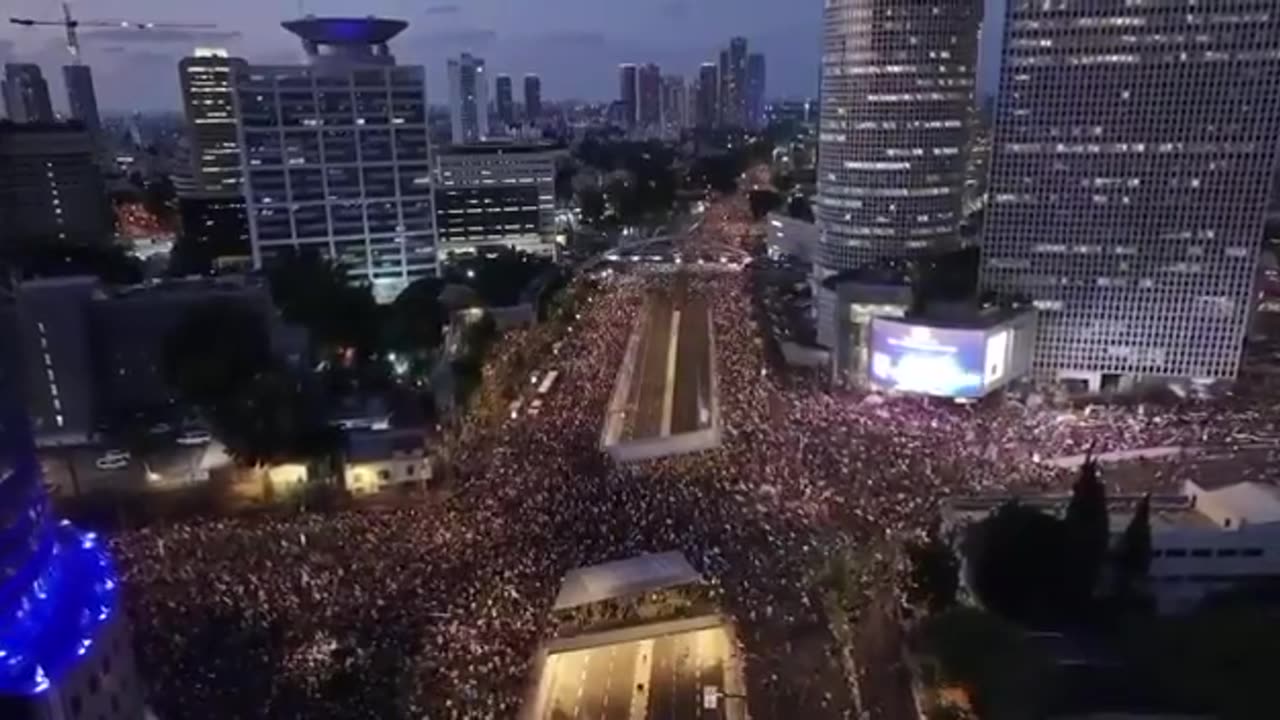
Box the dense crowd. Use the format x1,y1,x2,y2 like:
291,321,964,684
112,194,1280,720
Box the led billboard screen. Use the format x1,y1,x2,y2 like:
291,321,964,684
869,320,988,398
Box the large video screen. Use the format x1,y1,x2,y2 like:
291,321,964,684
869,319,988,398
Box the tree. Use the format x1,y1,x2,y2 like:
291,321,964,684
1113,494,1152,600
383,276,444,358
747,189,783,220
964,502,1074,627
266,249,381,359
1063,458,1110,611
906,529,961,614
787,194,814,222
578,187,606,224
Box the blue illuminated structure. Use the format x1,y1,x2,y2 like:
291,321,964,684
280,16,408,68
0,410,119,697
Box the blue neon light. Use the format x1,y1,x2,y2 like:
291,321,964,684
0,414,120,696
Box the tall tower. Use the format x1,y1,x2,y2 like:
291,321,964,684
61,65,101,137
661,75,687,134
815,0,978,272
2,64,54,123
981,1,1280,389
448,53,489,144
0,409,149,718
637,63,662,130
696,63,718,129
618,64,638,129
745,53,766,131
494,74,515,128
523,74,542,126
236,17,437,302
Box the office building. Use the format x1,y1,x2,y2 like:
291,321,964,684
2,63,54,123
235,17,438,302
13,277,101,446
495,74,515,128
745,53,766,131
661,75,687,134
448,53,489,144
0,410,148,718
0,122,113,249
815,0,977,272
695,63,718,129
637,63,662,130
61,65,101,137
523,74,542,125
618,64,638,129
434,142,564,259
177,49,251,265
980,2,1280,389
718,37,748,128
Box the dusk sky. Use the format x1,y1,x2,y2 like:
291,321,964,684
1,0,1004,113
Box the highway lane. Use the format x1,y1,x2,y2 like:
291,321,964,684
671,293,711,436
633,291,675,440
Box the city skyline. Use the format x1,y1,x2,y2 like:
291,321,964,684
0,0,1008,113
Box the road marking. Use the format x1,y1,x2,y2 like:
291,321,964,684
661,309,681,436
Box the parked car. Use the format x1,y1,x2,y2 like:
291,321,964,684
95,455,130,471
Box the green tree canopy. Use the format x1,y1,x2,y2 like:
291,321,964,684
1064,458,1110,610
964,502,1075,626
265,249,381,359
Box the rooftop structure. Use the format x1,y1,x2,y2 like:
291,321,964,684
552,551,703,611
281,16,408,67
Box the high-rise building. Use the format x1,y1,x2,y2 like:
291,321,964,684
815,0,977,273
661,75,687,134
618,64,638,129
235,17,437,302
980,2,1280,389
0,409,149,718
696,63,718,129
717,37,748,128
2,63,54,123
175,49,252,267
0,122,113,248
495,74,515,128
745,53,766,131
637,63,662,130
62,65,101,137
523,74,542,126
434,142,565,259
448,53,490,144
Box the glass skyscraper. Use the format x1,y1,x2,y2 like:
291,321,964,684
235,17,437,302
815,0,979,272
981,1,1280,389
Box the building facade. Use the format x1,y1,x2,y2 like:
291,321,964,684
447,53,489,144
718,37,748,128
494,74,515,128
745,53,766,131
0,122,113,248
235,17,437,302
0,410,148,719
695,63,718,129
433,142,563,259
618,64,638,129
61,65,101,138
523,74,542,126
980,1,1280,389
815,0,978,273
637,64,662,131
2,64,54,124
660,75,687,134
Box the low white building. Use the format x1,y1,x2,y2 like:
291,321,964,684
944,478,1280,614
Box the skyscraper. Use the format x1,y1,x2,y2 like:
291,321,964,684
2,63,54,123
524,74,542,126
661,75,688,134
717,37,748,128
717,49,732,127
637,63,662,130
745,53,766,131
495,74,515,128
0,123,113,248
696,63,718,129
815,0,978,272
235,17,437,302
62,65,101,137
448,53,490,144
177,49,251,267
619,64,638,129
981,2,1280,389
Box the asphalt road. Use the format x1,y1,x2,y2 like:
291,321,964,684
633,290,675,440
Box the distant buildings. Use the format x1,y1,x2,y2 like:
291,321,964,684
765,100,816,128
661,75,688,134
524,74,542,126
618,64,638,129
695,63,719,129
62,64,101,137
495,74,515,128
433,142,564,259
0,121,113,248
980,1,1280,389
448,53,490,145
637,63,662,130
2,63,54,123
745,53,766,131
234,17,437,302
719,37,748,128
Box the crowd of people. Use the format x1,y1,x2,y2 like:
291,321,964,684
111,194,1280,720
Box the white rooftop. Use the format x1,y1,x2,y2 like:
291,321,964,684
1188,480,1280,528
552,551,703,611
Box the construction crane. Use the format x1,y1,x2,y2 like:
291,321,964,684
9,2,220,63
